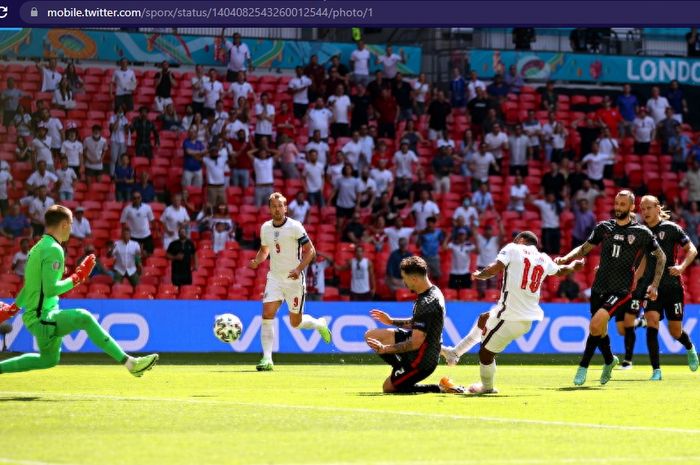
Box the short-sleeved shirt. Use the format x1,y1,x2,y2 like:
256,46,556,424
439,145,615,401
633,116,656,143
617,94,638,121
29,197,55,224
411,200,440,231
112,69,136,96
587,220,659,295
308,108,333,138
495,243,559,321
254,103,275,136
224,41,251,72
288,76,312,105
419,228,445,257
260,217,310,279
120,203,155,239
167,239,196,277
329,95,351,125
636,221,690,291
0,170,12,200
27,170,58,190
71,217,91,239
230,81,254,106
113,239,141,276
350,49,371,75
377,53,402,79
61,140,83,167
334,176,361,209
41,68,62,93
406,286,445,371
83,136,107,170
55,168,77,193
2,88,22,111
393,150,418,178
448,242,475,274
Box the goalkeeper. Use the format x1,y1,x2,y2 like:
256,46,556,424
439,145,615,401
0,205,158,376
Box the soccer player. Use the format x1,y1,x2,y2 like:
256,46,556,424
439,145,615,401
556,190,666,386
441,231,584,394
0,205,158,376
248,192,331,371
635,195,698,379
365,256,464,394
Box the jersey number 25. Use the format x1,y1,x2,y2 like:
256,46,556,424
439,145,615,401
520,258,545,293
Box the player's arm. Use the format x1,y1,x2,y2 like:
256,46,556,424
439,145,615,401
369,309,412,329
473,259,505,280
553,259,585,277
555,241,595,265
669,241,698,276
288,240,315,280
372,328,426,354
647,246,667,300
248,245,270,270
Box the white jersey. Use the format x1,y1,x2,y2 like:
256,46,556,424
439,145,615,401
260,217,310,279
494,243,559,321
350,258,371,294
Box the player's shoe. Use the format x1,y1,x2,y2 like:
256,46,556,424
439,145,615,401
438,376,466,394
619,360,633,370
650,368,663,381
441,346,460,366
467,382,499,395
256,357,274,371
687,345,699,372
600,356,619,385
129,354,159,378
573,366,587,386
317,318,332,344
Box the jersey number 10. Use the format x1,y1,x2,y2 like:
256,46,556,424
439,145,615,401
520,258,545,293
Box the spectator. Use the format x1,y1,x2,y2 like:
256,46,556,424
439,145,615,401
542,112,567,163
327,152,346,186
342,211,365,245
307,98,333,141
530,192,563,254
323,66,345,100
657,107,680,154
70,206,91,240
482,108,505,136
472,182,495,213
681,159,700,204
409,168,433,205
302,149,325,208
450,67,467,109
181,126,206,188
581,141,611,190
557,274,581,300
436,130,455,150
566,161,588,197
470,144,499,190
453,198,479,229
210,201,233,232
595,96,622,139
376,44,405,80
508,174,529,213
120,191,155,257
286,191,310,224
304,252,333,301
350,40,371,87
412,190,440,232
16,135,33,163
80,244,112,280
304,129,329,167
37,57,62,93
369,157,394,197
569,27,588,52
12,238,30,277
154,61,175,112
109,228,141,287
221,30,253,81
522,109,543,160
539,81,558,111
412,73,430,116
284,66,312,121
32,126,54,171
350,84,371,132
632,107,656,155
381,215,411,252
211,221,235,254
203,68,224,118
331,163,361,231
486,74,509,102
158,104,181,132
427,90,451,140
161,193,190,250
41,108,64,158
328,54,350,81
55,156,77,201
432,145,455,194
190,64,208,115
682,202,700,248
467,70,486,102
393,140,419,181
666,80,689,123
278,134,300,180
0,203,30,239
573,113,602,158
504,124,527,176
0,162,11,216
337,245,375,301
131,106,160,159
572,198,596,248
400,119,423,155
512,27,536,50
52,77,75,110
646,86,671,124
328,84,351,139
687,28,700,57
475,223,504,294
390,176,412,212
443,228,476,290
575,178,602,207
597,126,619,179
64,62,84,94
375,87,398,139
668,129,691,173
108,104,129,176
166,226,197,287
252,92,274,145
13,104,32,138
393,73,413,122
358,167,377,209
304,54,326,102
358,125,375,171
543,162,567,200
28,186,54,237
250,144,281,207
338,131,361,173
26,161,58,194
386,237,411,291
202,141,227,206
110,58,137,112
418,217,445,280
31,100,47,134
1,77,23,127
459,129,478,177
504,64,524,94
135,172,156,204
616,84,639,137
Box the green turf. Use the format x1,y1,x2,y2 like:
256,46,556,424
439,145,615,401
2,360,700,465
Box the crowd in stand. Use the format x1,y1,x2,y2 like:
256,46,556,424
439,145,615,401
1,33,700,301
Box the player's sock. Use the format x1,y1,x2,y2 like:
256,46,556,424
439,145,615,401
579,335,601,368
454,325,482,357
676,331,693,351
124,356,137,371
480,361,496,390
624,327,636,363
598,335,614,365
646,327,660,370
298,314,322,330
261,319,275,360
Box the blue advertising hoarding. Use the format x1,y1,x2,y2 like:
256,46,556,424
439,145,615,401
5,300,699,355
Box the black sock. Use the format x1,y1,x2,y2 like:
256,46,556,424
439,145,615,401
624,327,636,362
398,384,441,394
676,331,694,351
579,335,601,368
647,328,660,370
598,335,614,365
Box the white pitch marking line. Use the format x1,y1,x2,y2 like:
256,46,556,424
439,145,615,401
257,458,700,465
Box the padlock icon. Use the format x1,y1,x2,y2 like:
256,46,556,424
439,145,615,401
30,7,38,17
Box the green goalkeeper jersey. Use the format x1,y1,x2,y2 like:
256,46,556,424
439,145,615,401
15,235,74,328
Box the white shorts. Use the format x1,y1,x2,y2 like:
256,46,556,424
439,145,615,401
263,272,306,314
481,314,532,354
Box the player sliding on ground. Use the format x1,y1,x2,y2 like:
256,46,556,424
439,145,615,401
556,190,666,386
441,231,584,394
365,256,465,394
0,205,158,377
248,192,331,371
635,195,698,379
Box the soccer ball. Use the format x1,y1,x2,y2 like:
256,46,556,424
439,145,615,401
213,313,243,343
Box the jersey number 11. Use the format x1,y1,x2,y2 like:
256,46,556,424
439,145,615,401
520,258,545,293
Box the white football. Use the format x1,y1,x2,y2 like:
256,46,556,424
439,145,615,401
213,313,243,343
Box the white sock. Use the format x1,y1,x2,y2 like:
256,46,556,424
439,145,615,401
124,356,136,370
298,314,324,330
261,319,275,360
454,325,483,356
480,361,496,390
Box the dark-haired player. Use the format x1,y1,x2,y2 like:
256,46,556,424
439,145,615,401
365,256,463,394
556,190,666,386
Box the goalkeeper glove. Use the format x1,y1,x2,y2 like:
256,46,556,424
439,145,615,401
71,254,96,287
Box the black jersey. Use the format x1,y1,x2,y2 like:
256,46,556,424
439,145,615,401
587,220,659,295
637,220,690,291
407,285,445,372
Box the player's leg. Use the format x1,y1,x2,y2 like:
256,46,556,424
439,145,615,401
442,310,491,366
53,308,158,377
285,278,331,343
621,301,640,369
259,300,283,371
0,324,61,373
576,295,619,385
645,309,662,380
593,307,619,384
664,290,698,371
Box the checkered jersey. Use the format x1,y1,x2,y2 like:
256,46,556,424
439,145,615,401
636,220,690,292
407,285,445,371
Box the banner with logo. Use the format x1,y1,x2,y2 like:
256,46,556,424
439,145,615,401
0,28,421,74
469,49,700,86
5,300,698,355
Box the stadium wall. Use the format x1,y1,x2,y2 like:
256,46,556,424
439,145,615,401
5,301,699,355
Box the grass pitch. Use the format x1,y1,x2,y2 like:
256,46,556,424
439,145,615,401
1,354,700,465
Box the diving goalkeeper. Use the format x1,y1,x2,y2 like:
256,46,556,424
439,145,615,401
0,205,158,376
